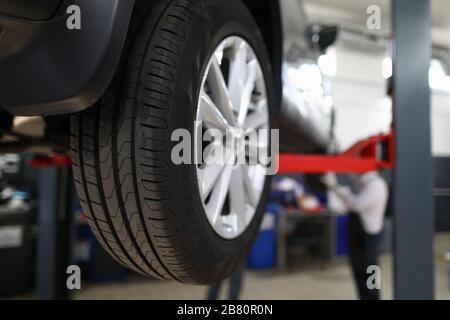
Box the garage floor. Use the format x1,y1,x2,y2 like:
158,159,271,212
74,234,450,300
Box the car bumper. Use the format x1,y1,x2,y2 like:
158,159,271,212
0,0,135,116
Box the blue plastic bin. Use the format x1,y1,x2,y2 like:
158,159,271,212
247,203,279,269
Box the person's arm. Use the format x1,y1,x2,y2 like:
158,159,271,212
332,185,357,209
332,182,382,213
323,173,384,213
322,173,358,211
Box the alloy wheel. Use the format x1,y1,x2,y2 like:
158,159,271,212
195,36,270,239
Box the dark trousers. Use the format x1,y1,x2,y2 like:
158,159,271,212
206,263,245,300
347,213,381,300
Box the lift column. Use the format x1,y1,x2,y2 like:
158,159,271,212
392,0,434,299
34,155,74,300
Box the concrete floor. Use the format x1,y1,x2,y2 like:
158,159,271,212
74,234,450,300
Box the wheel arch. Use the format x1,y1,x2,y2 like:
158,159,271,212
0,0,136,116
241,0,283,111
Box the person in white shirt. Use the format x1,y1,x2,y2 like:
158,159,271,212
323,171,389,300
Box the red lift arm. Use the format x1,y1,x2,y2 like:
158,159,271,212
29,154,71,168
26,132,395,173
278,130,395,174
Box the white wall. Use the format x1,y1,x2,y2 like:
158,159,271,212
330,44,391,151
432,92,450,156
328,44,450,157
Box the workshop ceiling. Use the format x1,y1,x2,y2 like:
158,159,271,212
303,0,450,48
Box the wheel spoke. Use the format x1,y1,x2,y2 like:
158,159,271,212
243,99,268,129
221,214,239,238
241,165,257,207
199,91,230,131
229,167,248,232
206,165,233,225
207,57,236,125
198,163,225,200
244,111,268,130
199,146,234,199
237,60,257,126
228,39,248,111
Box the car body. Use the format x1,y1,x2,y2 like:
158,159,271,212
0,0,336,152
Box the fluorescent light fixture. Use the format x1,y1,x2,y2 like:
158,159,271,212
429,59,450,92
382,57,392,79
318,48,337,77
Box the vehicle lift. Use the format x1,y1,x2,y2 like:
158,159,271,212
277,0,434,301
278,131,395,175
278,0,434,300
29,154,74,300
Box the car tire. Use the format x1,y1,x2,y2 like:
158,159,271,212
71,0,274,284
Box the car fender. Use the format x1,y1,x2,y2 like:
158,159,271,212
0,0,135,116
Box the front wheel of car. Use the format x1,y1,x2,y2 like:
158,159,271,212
71,0,274,284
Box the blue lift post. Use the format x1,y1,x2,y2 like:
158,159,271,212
392,0,434,299
35,162,74,300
